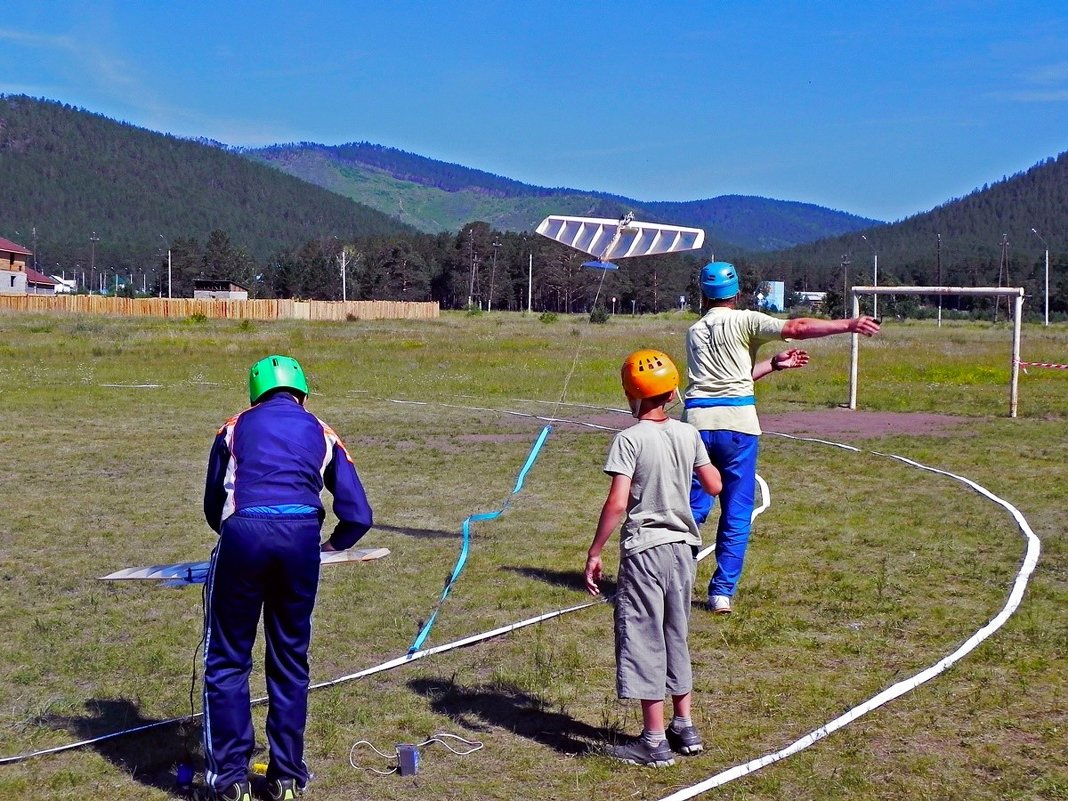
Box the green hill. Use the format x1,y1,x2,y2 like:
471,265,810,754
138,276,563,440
0,96,413,270
243,142,879,252
747,151,1068,314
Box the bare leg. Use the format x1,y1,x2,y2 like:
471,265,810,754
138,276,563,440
641,699,665,735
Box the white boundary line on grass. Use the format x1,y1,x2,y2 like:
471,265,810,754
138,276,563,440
655,432,1041,801
1,409,1040,788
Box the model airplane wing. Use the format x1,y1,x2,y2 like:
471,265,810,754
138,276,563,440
100,547,390,587
535,214,705,270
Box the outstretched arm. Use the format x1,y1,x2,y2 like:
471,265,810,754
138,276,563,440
753,348,810,381
585,473,631,596
781,315,880,340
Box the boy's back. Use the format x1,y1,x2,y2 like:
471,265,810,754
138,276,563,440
605,417,706,556
584,349,722,768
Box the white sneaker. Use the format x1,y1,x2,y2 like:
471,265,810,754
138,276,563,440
710,595,732,614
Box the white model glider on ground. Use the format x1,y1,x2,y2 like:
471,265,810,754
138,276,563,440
100,547,390,587
535,212,705,270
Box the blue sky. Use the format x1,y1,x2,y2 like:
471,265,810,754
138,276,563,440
2,1,1066,222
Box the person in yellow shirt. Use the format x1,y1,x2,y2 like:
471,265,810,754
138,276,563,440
683,262,879,614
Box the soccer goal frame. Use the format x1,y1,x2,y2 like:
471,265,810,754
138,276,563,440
848,285,1025,418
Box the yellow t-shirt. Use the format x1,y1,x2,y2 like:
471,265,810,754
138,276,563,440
681,307,787,436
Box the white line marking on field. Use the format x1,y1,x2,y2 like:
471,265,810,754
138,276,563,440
655,432,1040,801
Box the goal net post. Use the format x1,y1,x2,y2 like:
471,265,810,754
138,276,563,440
848,285,1025,418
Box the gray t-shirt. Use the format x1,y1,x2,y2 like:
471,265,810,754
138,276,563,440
603,417,711,557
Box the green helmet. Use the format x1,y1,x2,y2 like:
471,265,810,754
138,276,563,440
248,355,309,404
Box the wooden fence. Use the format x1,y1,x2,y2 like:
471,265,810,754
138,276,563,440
0,295,439,321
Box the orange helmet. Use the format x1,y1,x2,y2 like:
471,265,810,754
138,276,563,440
621,349,679,399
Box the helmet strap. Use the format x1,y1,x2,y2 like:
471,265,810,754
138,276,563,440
628,396,642,418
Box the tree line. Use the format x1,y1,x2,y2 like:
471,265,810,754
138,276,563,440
68,218,1065,322
81,223,705,314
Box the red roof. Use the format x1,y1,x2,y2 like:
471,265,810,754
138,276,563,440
0,237,32,256
25,266,57,286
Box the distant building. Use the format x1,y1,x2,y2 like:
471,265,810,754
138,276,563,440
0,236,31,295
795,291,827,309
757,281,786,312
24,267,58,296
193,279,249,300
50,275,77,294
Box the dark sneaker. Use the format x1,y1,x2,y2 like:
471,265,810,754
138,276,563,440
220,782,253,801
666,724,704,755
264,778,301,800
194,781,252,801
606,736,675,767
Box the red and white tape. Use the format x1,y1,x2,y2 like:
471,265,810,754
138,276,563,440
1017,360,1068,371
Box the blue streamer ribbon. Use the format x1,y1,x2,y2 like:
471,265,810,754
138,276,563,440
408,424,552,653
683,395,756,408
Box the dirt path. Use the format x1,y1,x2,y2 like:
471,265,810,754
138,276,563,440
761,409,969,440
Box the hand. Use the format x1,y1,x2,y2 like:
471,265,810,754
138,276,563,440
773,348,810,371
851,315,881,337
584,554,603,596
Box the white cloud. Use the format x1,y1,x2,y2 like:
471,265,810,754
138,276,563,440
1025,62,1068,85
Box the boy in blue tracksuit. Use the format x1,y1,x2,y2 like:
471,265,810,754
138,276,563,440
201,355,373,801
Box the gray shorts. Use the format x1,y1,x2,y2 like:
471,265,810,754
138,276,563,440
614,541,696,700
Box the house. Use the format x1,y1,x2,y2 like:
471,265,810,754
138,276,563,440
795,291,827,309
50,275,78,294
0,237,32,295
24,267,58,295
193,279,249,300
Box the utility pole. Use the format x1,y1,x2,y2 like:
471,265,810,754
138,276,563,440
468,253,480,309
89,232,99,295
489,239,501,312
337,247,348,302
1033,227,1050,324
861,234,878,317
995,234,1010,322
936,234,942,327
159,234,172,299
840,254,851,317
527,253,533,314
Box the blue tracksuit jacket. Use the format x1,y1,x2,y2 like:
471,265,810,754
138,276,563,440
201,392,373,790
204,392,373,549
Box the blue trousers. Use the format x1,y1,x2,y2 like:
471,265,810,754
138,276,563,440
203,512,321,790
689,430,760,598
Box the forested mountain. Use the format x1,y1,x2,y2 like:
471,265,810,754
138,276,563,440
0,96,412,271
243,142,878,251
744,151,1068,317
2,95,1062,318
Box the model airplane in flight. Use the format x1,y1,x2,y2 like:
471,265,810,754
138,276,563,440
535,212,705,270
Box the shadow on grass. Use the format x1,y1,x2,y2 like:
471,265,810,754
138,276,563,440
373,521,458,539
38,698,197,793
408,677,618,756
500,565,618,597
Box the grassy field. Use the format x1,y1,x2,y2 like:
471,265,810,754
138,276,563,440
0,310,1065,800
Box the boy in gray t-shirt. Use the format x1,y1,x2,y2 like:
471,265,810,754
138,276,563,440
585,349,722,767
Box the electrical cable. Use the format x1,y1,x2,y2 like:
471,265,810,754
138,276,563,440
349,733,483,775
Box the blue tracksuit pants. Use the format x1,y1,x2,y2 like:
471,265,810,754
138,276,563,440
203,511,321,790
689,430,760,599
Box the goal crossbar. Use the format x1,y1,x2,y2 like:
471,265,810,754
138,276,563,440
847,286,1025,418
